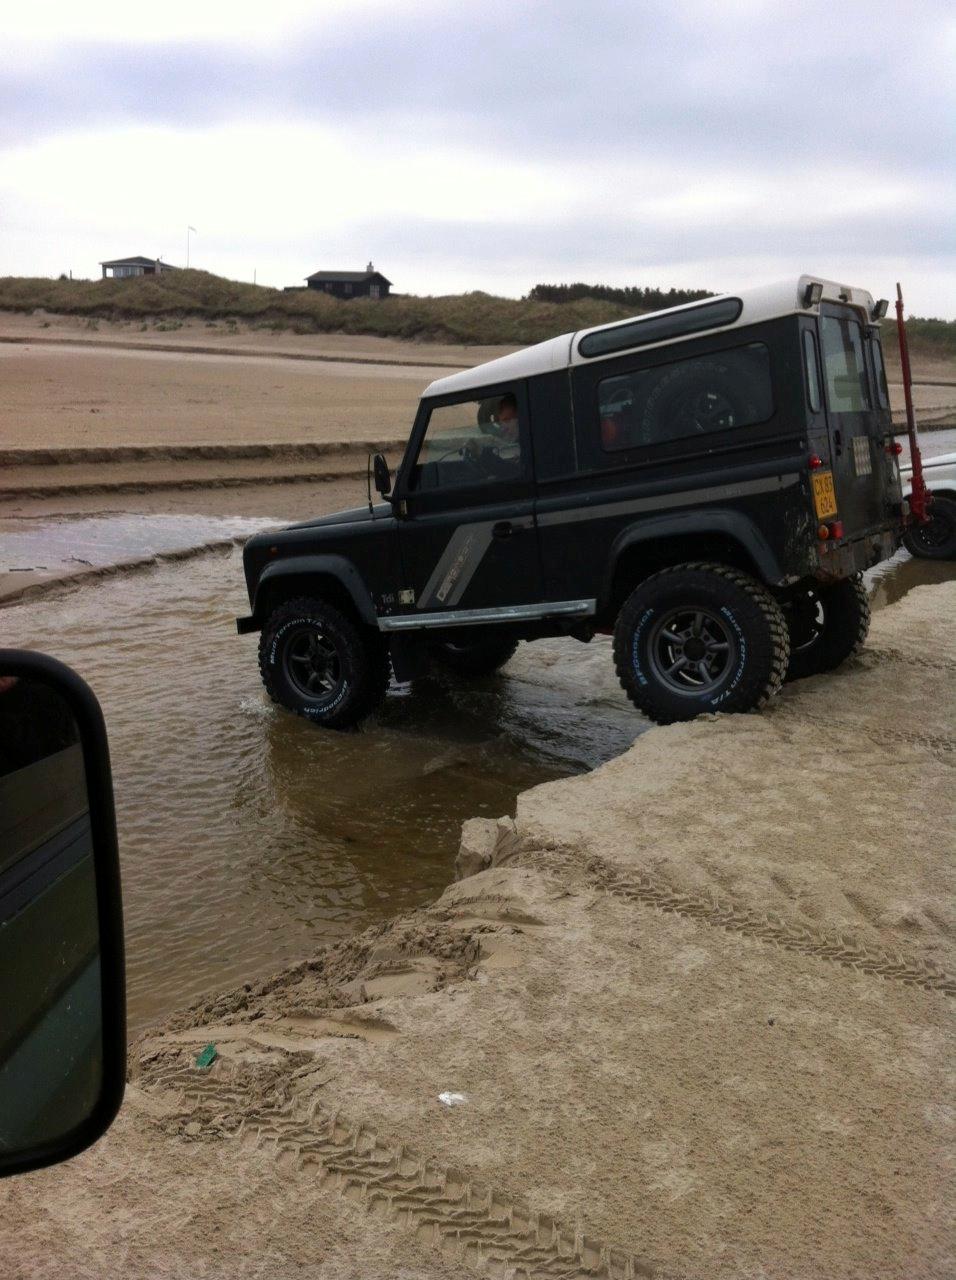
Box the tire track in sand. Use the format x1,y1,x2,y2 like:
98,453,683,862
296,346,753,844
141,1054,658,1280
586,860,955,996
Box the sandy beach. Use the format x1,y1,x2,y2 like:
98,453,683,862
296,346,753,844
3,580,953,1279
1,310,953,458
1,315,954,1278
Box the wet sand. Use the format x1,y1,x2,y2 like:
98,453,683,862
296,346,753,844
3,581,954,1279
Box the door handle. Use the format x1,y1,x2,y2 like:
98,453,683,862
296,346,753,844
492,521,515,539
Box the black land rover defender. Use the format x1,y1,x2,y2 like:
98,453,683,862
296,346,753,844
238,276,904,728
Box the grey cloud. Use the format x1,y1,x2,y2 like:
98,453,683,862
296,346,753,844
349,205,956,278
2,0,954,180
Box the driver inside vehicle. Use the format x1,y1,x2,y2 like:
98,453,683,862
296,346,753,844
465,393,521,477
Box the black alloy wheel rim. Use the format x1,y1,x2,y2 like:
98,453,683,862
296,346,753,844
674,389,738,434
788,588,825,653
647,606,737,695
283,624,344,700
912,510,953,551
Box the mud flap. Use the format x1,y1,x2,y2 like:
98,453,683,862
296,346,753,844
389,635,429,682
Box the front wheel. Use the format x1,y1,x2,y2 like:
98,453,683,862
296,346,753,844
782,576,870,682
258,597,389,729
902,495,956,560
613,562,789,724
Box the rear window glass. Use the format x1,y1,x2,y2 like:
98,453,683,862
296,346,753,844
597,343,773,453
578,297,742,359
869,335,890,409
820,315,872,412
803,330,821,413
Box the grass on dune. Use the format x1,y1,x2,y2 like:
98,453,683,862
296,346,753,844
0,270,952,358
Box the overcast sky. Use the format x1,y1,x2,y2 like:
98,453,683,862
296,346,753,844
2,0,954,314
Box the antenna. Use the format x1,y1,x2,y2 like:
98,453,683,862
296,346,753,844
366,453,375,518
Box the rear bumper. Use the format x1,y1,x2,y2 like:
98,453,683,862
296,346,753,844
236,614,260,635
815,525,900,579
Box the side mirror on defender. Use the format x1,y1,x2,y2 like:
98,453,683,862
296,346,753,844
0,650,125,1179
372,453,392,497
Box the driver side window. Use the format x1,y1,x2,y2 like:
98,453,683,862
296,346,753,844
410,392,523,491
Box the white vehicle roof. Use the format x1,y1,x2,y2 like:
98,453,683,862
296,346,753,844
423,275,879,399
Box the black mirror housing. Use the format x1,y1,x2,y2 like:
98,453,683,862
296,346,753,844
372,453,391,497
0,650,125,1179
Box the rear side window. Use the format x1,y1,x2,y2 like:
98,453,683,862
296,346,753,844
869,334,890,409
820,315,872,412
597,343,773,453
803,330,822,413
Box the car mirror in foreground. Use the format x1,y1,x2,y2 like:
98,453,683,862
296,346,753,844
0,651,125,1178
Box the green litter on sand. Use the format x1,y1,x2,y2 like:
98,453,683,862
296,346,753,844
195,1044,218,1070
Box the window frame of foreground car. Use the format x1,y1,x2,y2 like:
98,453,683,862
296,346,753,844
0,649,126,1179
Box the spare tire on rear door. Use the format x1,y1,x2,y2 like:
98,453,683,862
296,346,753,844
639,353,770,446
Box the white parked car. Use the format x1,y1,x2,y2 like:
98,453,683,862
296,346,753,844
901,450,956,558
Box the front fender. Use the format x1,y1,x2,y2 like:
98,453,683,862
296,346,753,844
601,508,785,607
251,554,379,627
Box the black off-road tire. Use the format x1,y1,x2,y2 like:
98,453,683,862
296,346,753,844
613,562,790,724
902,495,956,560
639,357,766,446
258,596,389,729
782,575,871,682
431,635,519,677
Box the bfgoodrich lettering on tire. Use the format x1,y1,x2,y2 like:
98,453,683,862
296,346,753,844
613,562,790,724
258,596,389,729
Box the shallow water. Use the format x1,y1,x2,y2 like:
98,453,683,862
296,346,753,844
0,532,948,1031
0,545,641,1030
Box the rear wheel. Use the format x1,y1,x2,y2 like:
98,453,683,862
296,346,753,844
258,596,389,729
902,495,956,560
613,562,789,724
782,576,870,682
431,635,519,677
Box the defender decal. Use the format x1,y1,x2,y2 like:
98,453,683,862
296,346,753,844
417,517,532,610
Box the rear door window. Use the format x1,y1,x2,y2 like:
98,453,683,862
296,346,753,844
803,330,822,413
820,315,872,412
868,335,890,409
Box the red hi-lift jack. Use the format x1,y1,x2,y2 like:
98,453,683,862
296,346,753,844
895,282,931,525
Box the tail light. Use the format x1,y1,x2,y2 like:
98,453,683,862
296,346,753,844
827,519,845,540
887,442,903,456
808,454,824,470
817,524,830,541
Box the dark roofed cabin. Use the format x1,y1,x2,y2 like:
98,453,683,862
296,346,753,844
305,262,392,299
100,256,178,280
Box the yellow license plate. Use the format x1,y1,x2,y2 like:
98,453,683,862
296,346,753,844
812,470,838,520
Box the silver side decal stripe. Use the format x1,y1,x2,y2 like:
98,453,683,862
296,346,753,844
416,516,535,609
535,472,801,528
378,599,596,632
